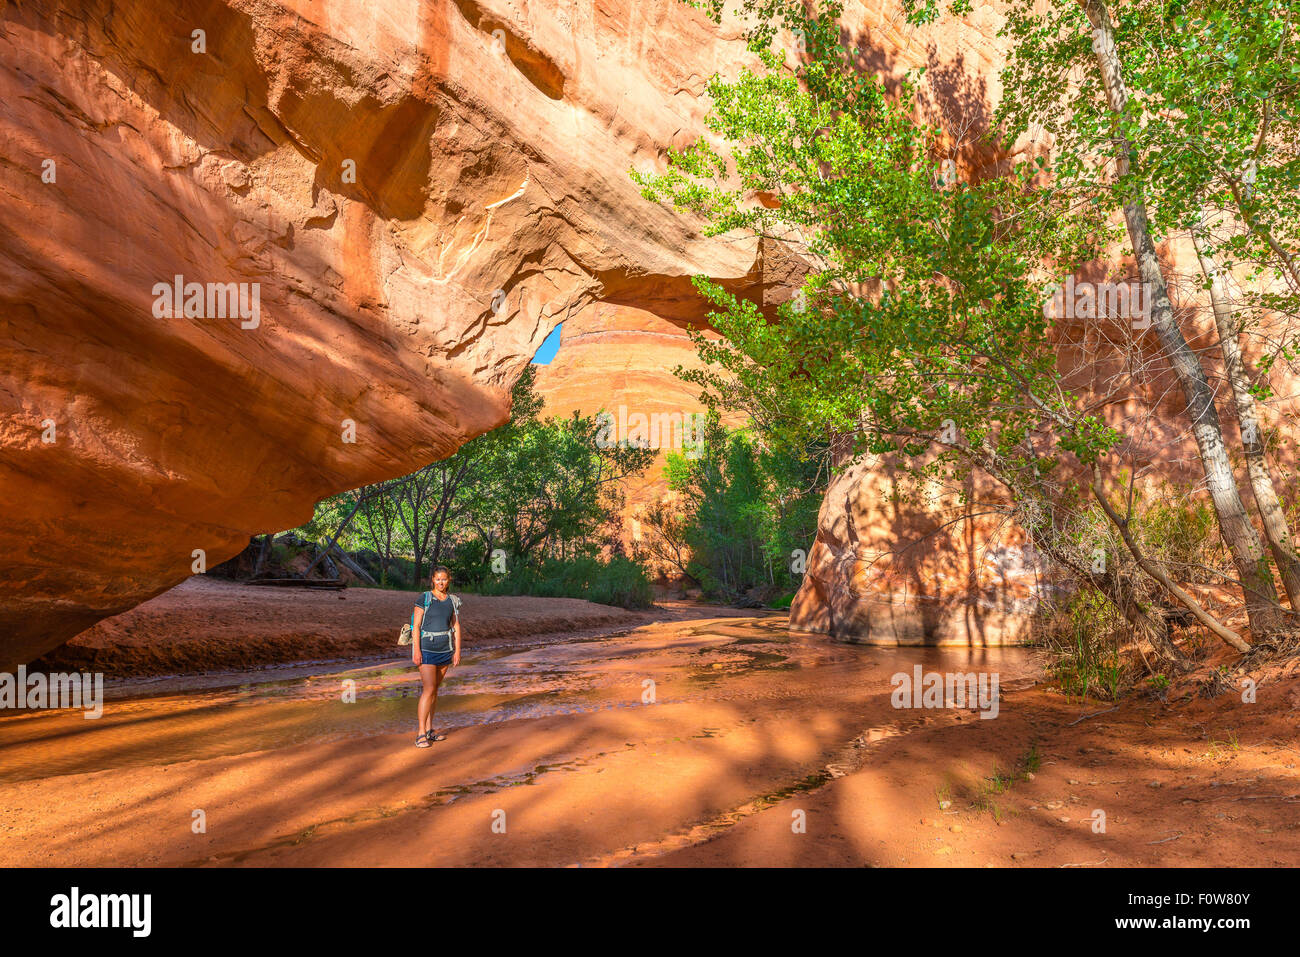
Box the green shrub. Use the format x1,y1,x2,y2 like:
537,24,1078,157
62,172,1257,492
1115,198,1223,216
1136,490,1219,583
1040,588,1128,701
476,555,654,609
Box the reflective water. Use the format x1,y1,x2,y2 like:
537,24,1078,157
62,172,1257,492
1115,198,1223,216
0,617,1040,786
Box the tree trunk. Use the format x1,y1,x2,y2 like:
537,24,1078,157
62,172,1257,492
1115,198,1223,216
303,497,364,577
1192,227,1300,609
1082,0,1285,635
252,534,272,577
1091,466,1250,652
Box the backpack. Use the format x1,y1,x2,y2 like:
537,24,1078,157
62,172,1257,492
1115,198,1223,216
398,592,462,646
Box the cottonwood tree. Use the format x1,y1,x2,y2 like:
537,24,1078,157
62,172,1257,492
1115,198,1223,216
468,410,655,563
996,0,1300,636
390,455,482,585
638,0,1269,658
641,415,825,597
353,479,407,585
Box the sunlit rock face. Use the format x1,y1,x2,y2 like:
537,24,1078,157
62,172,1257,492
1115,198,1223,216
0,0,778,666
532,301,763,564
3,0,1206,661
532,303,711,549
788,458,1042,646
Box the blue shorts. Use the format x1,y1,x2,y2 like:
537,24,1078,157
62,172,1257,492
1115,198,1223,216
417,633,454,666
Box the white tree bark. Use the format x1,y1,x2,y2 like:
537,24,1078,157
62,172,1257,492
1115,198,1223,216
1192,227,1300,609
1081,0,1285,637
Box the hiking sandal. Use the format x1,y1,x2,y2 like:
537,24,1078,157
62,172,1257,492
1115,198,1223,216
427,730,447,742
415,731,432,748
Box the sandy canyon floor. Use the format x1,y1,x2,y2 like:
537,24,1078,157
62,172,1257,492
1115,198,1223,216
1,590,1298,867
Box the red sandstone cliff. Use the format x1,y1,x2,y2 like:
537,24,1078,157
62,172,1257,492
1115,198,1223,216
0,0,782,666
7,0,1254,663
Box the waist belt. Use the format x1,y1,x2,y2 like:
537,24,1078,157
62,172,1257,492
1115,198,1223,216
421,629,452,637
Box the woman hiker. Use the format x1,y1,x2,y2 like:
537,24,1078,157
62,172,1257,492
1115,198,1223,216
411,566,462,747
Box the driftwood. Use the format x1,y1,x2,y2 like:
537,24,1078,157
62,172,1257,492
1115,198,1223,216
302,495,367,577
1067,706,1120,727
326,543,378,585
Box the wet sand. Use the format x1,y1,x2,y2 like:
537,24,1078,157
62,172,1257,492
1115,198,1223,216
1,613,1297,867
31,577,654,676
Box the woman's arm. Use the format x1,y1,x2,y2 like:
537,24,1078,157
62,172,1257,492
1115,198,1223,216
412,605,424,663
451,610,461,667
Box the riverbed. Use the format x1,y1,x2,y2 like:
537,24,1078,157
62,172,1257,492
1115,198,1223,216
1,613,1295,867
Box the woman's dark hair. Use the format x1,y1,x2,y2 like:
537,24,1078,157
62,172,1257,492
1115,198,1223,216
431,566,451,581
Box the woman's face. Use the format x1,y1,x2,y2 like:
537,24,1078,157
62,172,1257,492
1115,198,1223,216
432,572,450,592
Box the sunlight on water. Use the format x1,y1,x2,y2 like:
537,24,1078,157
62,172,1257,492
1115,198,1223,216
0,620,1037,785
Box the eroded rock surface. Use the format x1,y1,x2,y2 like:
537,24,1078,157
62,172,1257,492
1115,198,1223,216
0,0,773,665
1,0,1095,662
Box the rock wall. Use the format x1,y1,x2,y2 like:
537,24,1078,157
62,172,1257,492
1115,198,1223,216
8,0,1242,661
0,0,781,667
532,303,709,547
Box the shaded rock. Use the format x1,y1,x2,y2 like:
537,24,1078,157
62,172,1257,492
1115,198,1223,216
0,0,783,665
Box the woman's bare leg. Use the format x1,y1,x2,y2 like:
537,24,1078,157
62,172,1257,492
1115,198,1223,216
428,664,451,731
418,664,438,736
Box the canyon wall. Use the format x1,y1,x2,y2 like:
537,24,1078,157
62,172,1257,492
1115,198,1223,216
0,0,784,667
4,0,1212,661
528,0,1043,636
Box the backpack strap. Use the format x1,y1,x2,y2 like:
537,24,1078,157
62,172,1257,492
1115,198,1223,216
411,591,431,629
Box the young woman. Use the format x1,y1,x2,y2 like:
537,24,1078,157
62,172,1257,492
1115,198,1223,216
410,566,462,747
